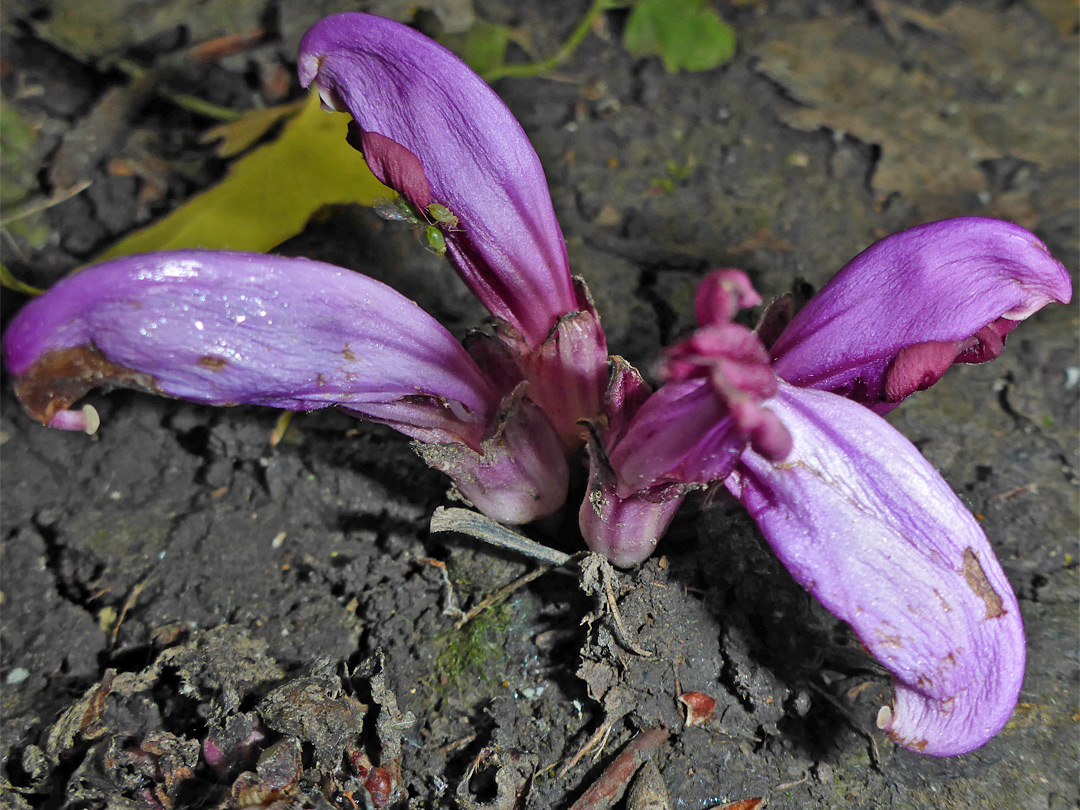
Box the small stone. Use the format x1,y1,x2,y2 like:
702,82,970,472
6,667,30,684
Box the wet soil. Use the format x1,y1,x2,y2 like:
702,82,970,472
1,1,1077,808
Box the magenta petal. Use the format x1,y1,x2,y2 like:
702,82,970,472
2,251,497,447
417,386,568,524
356,129,432,209
607,379,748,495
770,218,1072,411
298,13,576,345
726,382,1025,756
694,269,762,327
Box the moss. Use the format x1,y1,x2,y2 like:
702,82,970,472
431,603,514,697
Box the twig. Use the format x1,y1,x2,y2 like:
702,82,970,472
558,715,619,779
0,180,92,225
773,771,809,790
420,557,467,624
429,507,570,566
454,567,548,630
482,0,618,82
601,562,652,658
568,727,670,810
113,59,243,121
110,578,150,647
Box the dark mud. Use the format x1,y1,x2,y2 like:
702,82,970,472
2,1,1077,808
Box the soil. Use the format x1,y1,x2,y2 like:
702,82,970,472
1,1,1077,808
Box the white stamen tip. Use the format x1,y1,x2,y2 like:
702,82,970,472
876,704,893,729
81,405,101,435
47,405,101,435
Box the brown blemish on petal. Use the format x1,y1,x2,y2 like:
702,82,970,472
889,734,933,756
14,346,159,426
963,548,1005,619
933,588,953,613
880,710,929,752
342,345,356,362
198,355,227,371
875,628,905,648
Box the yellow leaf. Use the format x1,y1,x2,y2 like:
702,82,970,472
1,264,45,296
97,91,390,261
201,98,305,158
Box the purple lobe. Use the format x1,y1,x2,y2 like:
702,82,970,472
770,218,1072,411
356,128,431,210
299,12,576,345
607,379,747,496
657,269,792,465
694,268,762,327
726,382,1025,756
3,251,498,447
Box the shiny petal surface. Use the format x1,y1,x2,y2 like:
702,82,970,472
3,251,497,446
298,13,576,344
770,218,1072,411
725,382,1025,756
608,379,747,496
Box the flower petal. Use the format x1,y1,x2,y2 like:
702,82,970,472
725,382,1025,756
418,384,569,524
770,218,1072,412
607,379,748,496
578,359,684,566
3,251,497,447
298,13,576,345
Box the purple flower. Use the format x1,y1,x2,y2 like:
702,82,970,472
3,8,1072,760
298,12,607,446
582,217,1071,755
2,251,568,524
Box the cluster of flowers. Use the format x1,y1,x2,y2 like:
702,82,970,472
4,13,1071,757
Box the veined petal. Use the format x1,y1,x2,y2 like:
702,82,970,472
770,218,1072,411
298,13,576,345
418,385,568,524
725,382,1025,756
3,251,498,447
579,359,683,566
608,379,747,496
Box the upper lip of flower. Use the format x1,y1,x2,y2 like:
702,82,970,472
768,217,1072,410
297,11,579,347
2,250,500,448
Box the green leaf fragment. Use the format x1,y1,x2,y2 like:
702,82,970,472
441,19,513,76
624,0,737,73
1,265,45,297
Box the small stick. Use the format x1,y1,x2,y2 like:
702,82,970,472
0,180,92,225
568,727,670,810
110,578,150,647
602,563,652,658
429,507,570,566
558,715,618,779
454,568,549,630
